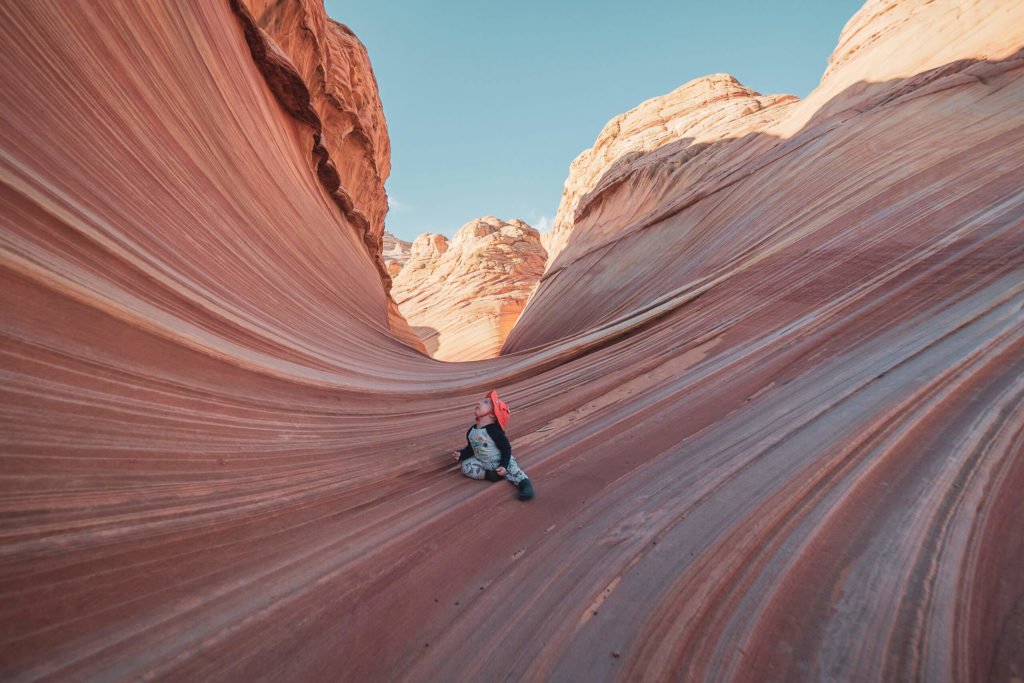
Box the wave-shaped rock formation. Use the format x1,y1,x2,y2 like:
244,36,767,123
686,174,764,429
238,0,423,352
1,0,1021,681
392,216,547,360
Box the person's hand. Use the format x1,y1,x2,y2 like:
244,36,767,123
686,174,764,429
451,450,461,462
496,466,507,476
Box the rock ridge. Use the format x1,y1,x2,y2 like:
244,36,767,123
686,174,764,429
544,73,798,265
230,0,423,350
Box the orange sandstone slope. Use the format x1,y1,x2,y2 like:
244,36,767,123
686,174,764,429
1,2,1023,683
393,216,547,361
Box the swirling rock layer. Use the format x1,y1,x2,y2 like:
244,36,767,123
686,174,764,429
1,1,1022,682
392,217,547,360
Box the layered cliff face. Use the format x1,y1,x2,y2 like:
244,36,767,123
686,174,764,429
2,1,1022,682
247,0,391,258
232,0,423,350
392,217,547,360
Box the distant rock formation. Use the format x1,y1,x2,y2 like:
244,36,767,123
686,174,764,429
543,74,797,265
406,232,450,262
539,228,557,256
382,231,413,273
392,217,547,360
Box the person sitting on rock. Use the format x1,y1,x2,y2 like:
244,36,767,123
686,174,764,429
451,390,534,500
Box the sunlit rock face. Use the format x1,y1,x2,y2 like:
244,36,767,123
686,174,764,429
392,217,547,360
542,74,798,266
237,0,424,351
1,0,1022,681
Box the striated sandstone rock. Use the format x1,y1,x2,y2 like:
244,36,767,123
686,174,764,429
392,217,547,360
234,0,422,349
383,231,413,258
247,0,391,253
539,228,557,256
408,231,450,261
1,0,1022,681
776,0,1024,135
543,74,798,265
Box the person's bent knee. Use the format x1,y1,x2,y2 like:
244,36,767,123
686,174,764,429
461,460,485,480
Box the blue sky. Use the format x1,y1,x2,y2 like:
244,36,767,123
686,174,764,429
323,1,865,243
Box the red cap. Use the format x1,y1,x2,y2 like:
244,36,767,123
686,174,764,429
488,390,510,430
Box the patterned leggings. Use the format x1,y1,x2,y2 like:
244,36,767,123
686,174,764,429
461,456,528,485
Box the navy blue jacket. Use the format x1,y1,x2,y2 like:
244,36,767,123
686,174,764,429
458,422,512,469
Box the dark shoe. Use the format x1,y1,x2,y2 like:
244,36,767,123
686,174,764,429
484,469,502,482
517,478,534,500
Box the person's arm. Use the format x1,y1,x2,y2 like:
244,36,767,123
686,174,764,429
486,424,512,469
458,427,474,461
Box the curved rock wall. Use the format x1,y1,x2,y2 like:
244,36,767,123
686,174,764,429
230,0,422,349
247,0,392,255
1,1,1022,681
